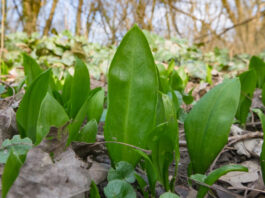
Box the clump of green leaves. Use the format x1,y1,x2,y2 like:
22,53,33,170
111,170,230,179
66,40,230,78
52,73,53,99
104,161,136,198
0,135,33,198
2,54,105,198
17,54,104,145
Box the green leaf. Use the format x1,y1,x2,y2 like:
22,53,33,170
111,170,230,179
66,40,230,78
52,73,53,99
67,88,101,145
252,108,265,183
134,150,157,196
104,25,158,166
104,180,136,198
160,192,180,198
262,83,265,106
236,70,257,124
70,58,90,118
2,149,26,198
90,181,101,198
249,56,265,88
35,93,70,145
167,59,175,76
22,53,42,86
62,72,73,109
108,161,135,183
134,173,149,198
170,70,184,92
148,122,177,191
193,165,248,198
184,78,240,174
190,174,206,183
183,89,194,105
0,135,32,164
87,88,104,122
16,69,51,142
74,119,98,143
206,65,212,85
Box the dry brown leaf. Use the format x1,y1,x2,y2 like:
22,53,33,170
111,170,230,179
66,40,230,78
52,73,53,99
7,147,108,198
220,161,260,188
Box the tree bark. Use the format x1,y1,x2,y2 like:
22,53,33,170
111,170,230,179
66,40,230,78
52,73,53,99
43,0,59,36
22,0,42,35
75,0,83,36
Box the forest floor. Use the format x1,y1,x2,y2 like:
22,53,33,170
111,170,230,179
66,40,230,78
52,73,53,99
0,73,265,198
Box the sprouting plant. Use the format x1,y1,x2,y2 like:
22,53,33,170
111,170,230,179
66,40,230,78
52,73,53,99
104,161,136,198
184,78,241,174
190,164,248,198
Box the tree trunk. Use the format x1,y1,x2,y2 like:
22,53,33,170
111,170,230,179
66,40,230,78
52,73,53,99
22,0,41,35
75,0,83,36
43,0,59,36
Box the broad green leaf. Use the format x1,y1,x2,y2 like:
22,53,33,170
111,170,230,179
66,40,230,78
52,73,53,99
70,58,90,118
262,83,265,106
107,161,135,183
104,25,158,166
87,88,104,122
104,180,136,198
182,89,194,105
16,69,51,142
148,122,177,191
156,93,166,125
162,93,180,191
177,67,188,87
170,70,184,92
236,70,257,124
170,91,180,114
90,181,101,198
62,72,73,113
74,119,98,143
252,109,265,183
184,78,240,174
193,165,248,198
160,192,180,198
0,135,32,164
160,75,170,93
62,72,73,104
249,56,265,88
167,59,175,76
35,93,69,145
190,174,206,183
22,53,42,86
2,149,26,198
67,88,101,145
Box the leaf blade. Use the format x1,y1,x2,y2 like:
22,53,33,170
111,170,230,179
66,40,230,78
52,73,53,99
104,25,158,166
184,78,241,174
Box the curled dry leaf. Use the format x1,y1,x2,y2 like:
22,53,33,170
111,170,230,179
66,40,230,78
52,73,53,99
0,107,17,145
231,125,263,158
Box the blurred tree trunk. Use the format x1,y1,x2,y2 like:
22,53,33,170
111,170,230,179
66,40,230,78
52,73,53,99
75,0,83,36
22,0,42,35
85,2,97,39
43,0,59,36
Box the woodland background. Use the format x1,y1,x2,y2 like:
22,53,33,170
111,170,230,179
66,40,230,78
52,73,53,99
1,0,265,55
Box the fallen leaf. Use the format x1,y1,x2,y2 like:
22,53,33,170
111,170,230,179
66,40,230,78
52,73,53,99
5,147,108,198
220,161,260,188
